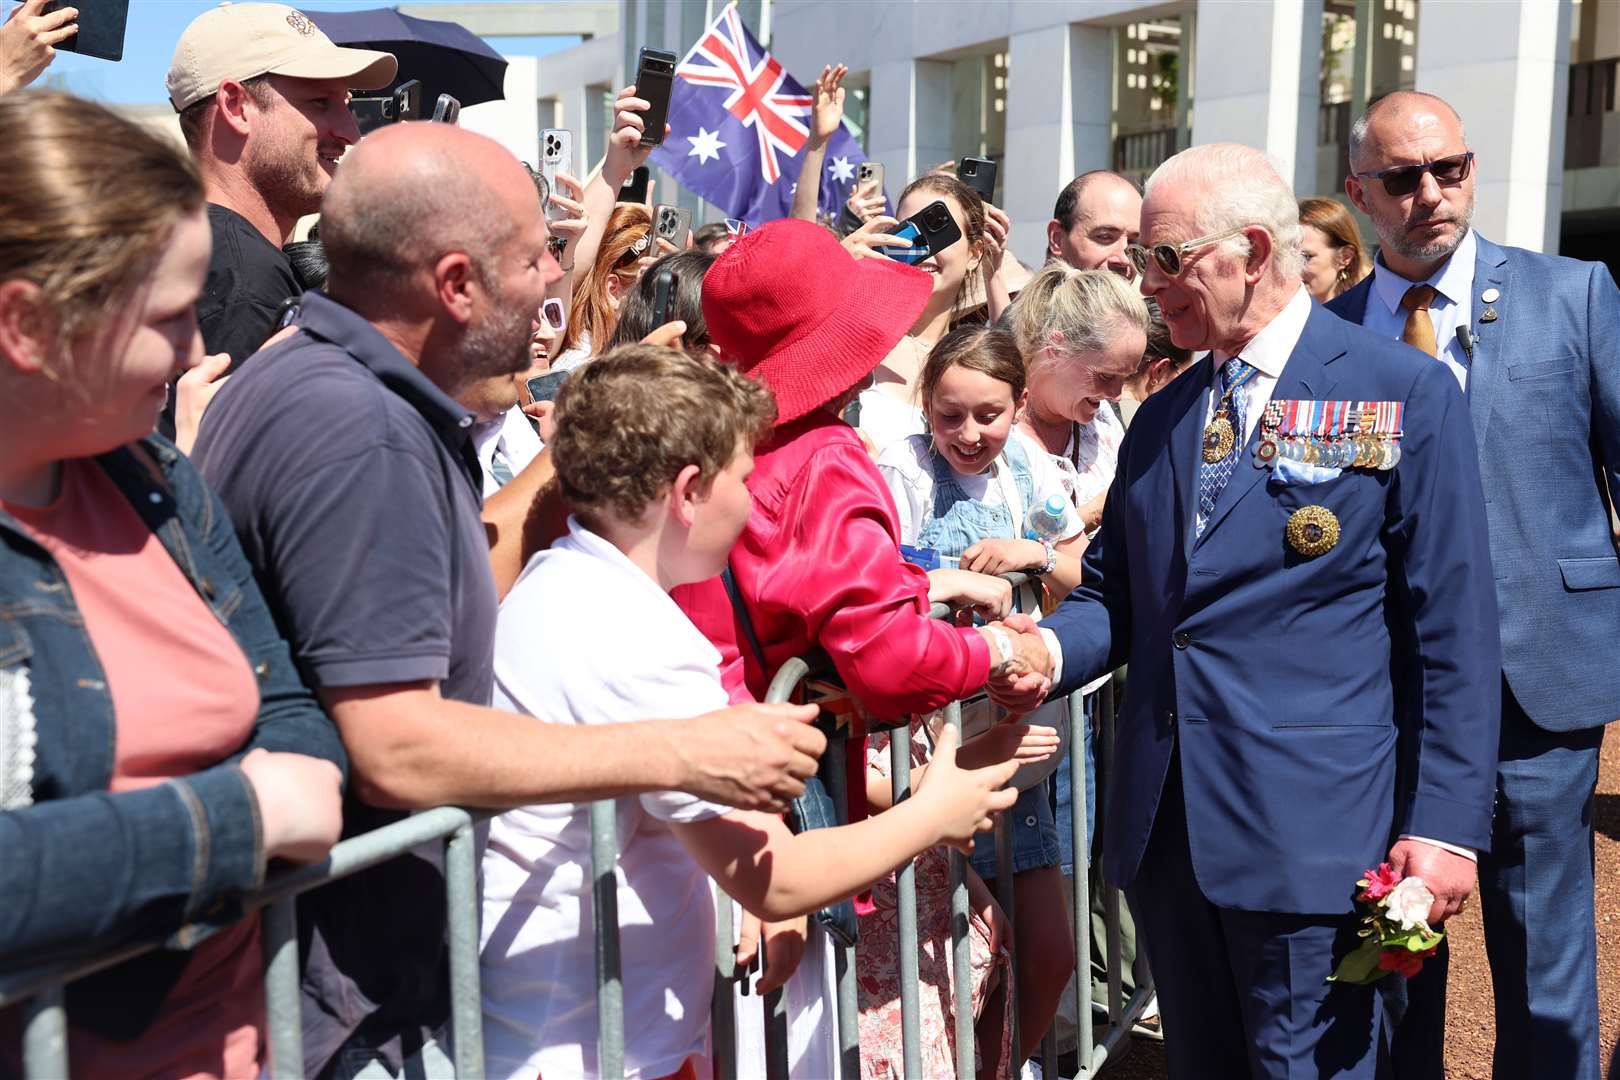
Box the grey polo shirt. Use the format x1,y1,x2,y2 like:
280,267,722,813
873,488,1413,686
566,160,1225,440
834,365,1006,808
192,290,496,1072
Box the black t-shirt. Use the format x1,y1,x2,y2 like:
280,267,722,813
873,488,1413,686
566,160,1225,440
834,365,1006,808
160,204,300,438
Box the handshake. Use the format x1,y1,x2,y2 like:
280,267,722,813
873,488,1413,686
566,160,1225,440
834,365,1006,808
977,613,1055,714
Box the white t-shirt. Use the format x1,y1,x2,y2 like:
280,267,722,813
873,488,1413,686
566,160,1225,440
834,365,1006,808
855,387,925,456
480,519,731,1080
550,329,594,374
876,429,1083,546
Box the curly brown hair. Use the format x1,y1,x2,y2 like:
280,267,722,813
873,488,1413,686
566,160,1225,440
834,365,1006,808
551,344,776,523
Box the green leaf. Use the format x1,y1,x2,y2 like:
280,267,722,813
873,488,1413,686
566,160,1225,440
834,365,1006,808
1326,939,1387,985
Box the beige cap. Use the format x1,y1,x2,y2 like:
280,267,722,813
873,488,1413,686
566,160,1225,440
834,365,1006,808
167,3,398,112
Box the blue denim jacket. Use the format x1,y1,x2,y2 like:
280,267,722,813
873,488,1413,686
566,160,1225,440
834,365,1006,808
0,436,345,1032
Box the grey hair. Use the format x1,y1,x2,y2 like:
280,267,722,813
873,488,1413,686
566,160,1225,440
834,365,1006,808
1143,142,1304,283
1012,264,1150,375
1347,90,1468,172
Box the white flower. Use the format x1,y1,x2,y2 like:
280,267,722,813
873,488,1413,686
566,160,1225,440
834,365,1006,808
1383,876,1435,932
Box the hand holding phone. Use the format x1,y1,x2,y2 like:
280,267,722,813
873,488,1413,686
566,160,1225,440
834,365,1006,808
539,128,574,223
634,47,678,147
654,204,693,248
955,156,998,203
39,0,120,62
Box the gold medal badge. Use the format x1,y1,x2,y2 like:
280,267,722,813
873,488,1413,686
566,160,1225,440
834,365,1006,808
1202,415,1236,463
1285,504,1340,557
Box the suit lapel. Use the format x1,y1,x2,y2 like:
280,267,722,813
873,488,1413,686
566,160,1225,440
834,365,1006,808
1465,235,1510,451
1194,306,1347,548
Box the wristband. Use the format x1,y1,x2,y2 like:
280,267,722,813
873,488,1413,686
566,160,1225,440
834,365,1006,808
1036,539,1058,575
986,626,1015,668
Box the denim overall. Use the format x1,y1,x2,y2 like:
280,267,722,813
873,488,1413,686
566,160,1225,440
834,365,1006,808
915,437,1062,879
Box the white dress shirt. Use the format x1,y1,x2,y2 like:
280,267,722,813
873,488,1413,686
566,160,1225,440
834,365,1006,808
1362,228,1477,391
1038,285,1474,860
472,405,544,499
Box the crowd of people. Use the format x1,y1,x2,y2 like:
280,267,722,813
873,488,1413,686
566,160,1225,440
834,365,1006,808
1,2,1618,1080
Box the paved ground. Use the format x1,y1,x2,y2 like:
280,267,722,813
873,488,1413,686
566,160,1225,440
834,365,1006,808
1096,720,1620,1079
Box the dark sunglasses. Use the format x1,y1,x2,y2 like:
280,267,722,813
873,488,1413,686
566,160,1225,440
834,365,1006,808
1126,224,1251,278
1354,152,1474,197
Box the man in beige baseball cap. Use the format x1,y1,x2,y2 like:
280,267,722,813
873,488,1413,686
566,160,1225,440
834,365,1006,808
159,3,397,436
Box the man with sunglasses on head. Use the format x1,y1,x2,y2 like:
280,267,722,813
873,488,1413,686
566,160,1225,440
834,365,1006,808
993,141,1501,1078
1328,90,1620,1080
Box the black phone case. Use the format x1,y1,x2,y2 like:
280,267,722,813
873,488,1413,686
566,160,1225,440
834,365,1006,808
956,157,997,202
43,0,126,61
910,201,963,256
619,167,651,205
636,49,678,147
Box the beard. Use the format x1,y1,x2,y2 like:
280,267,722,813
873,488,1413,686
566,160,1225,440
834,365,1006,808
1375,188,1476,263
246,132,326,222
452,276,535,384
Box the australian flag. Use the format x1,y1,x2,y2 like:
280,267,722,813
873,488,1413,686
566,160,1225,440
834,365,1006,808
650,3,874,226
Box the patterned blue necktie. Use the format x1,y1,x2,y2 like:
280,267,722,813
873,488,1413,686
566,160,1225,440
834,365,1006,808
1196,357,1252,537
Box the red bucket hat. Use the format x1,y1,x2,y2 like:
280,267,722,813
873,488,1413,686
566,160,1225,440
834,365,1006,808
702,218,932,426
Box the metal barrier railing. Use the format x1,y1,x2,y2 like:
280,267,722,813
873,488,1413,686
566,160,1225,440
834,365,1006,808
2,576,1153,1080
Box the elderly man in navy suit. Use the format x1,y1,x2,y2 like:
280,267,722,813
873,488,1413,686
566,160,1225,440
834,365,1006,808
995,142,1502,1077
1329,90,1620,1080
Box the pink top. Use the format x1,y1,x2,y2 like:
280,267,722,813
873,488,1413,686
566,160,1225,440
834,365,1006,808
6,458,265,1080
673,412,990,717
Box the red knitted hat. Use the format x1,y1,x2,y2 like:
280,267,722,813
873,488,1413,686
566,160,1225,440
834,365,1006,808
701,218,932,426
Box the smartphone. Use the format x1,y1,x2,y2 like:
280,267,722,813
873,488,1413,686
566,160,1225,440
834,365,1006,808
540,128,574,223
908,199,963,257
635,47,678,147
855,161,885,198
431,94,461,124
654,204,692,247
349,79,421,135
619,166,651,205
651,267,678,326
41,0,126,61
955,156,998,203
526,370,571,404
875,220,928,266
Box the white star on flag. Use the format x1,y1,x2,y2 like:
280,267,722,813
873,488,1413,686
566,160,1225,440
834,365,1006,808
686,127,727,164
828,156,855,183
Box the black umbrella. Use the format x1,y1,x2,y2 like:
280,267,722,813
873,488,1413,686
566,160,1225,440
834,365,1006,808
303,7,508,110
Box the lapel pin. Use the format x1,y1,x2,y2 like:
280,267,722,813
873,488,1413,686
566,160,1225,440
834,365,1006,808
1480,307,1498,323
1481,287,1500,304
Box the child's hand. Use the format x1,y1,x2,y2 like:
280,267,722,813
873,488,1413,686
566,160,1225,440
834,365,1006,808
957,721,1060,771
808,63,848,148
961,537,1046,576
926,567,1012,620
915,724,1019,854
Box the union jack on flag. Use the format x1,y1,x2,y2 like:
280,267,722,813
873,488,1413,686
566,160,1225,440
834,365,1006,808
649,3,876,226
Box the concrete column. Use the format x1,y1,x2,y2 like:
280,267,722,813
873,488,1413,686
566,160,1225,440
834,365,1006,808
1003,23,1113,266
1192,0,1322,195
1415,0,1572,253
868,57,954,201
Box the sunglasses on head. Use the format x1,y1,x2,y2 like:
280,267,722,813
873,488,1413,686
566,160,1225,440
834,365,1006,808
1126,224,1253,278
1354,152,1474,197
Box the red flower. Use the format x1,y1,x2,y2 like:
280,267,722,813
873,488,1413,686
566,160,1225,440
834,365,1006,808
1360,862,1402,902
1377,944,1439,979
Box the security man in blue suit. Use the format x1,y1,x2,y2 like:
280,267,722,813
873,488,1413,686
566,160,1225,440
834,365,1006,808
1329,90,1620,1080
996,142,1503,1077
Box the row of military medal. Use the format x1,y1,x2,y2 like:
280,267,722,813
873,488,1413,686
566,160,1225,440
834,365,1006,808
1249,399,1406,472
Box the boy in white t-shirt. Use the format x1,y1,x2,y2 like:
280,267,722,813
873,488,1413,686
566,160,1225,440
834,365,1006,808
480,345,1026,1080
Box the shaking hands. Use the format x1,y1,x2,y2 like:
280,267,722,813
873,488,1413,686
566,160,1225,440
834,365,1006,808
977,613,1054,714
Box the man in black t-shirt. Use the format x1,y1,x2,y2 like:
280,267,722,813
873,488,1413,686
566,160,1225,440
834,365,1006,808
159,2,397,435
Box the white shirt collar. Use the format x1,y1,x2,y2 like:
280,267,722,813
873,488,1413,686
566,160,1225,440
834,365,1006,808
1213,285,1312,380
1370,227,1478,314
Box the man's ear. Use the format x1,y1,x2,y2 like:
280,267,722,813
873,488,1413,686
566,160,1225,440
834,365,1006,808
433,252,477,324
213,79,259,139
668,462,704,528
0,280,57,376
1344,175,1370,217
1045,219,1065,261
1244,225,1274,285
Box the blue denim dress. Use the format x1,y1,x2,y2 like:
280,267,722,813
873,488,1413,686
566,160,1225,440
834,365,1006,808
914,437,1062,880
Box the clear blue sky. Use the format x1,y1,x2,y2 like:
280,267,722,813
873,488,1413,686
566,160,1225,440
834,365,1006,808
21,0,580,106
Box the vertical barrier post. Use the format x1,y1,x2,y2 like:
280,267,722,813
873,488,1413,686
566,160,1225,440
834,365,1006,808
590,799,625,1080
1072,691,1095,1077
945,702,975,1080
994,777,1020,1065
764,987,789,1080
711,895,737,1080
820,732,861,1078
891,731,923,1080
446,821,486,1079
262,898,303,1080
1100,680,1123,1028
21,988,66,1080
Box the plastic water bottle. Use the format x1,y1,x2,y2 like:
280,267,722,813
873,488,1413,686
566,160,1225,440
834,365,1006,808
1024,494,1069,542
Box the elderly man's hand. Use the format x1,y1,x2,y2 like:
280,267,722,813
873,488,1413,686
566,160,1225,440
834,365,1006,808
667,702,826,812
1387,838,1477,926
0,0,77,95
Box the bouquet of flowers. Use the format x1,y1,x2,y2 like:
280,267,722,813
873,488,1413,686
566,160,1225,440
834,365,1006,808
1326,863,1445,984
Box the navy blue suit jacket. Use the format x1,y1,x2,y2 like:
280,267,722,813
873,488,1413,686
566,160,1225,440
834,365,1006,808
1328,235,1620,732
1044,302,1502,914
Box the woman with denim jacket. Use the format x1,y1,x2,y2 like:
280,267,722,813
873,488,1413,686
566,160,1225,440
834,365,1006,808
0,91,346,1078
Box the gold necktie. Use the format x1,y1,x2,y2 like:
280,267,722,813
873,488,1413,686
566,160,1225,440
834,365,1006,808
1401,284,1438,357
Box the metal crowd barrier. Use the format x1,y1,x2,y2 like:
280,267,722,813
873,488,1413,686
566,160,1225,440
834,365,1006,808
1,576,1153,1080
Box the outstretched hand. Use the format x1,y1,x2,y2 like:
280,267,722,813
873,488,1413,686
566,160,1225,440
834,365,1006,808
809,63,848,147
669,702,826,813
0,0,77,94
914,724,1019,853
602,84,668,187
